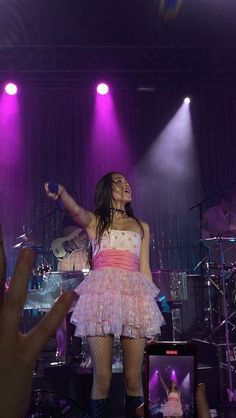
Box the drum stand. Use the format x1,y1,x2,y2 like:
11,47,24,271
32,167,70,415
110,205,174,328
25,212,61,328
206,269,236,340
196,253,223,332
208,309,236,340
204,271,224,332
207,239,234,401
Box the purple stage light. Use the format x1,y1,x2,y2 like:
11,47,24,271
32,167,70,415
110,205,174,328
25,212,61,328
149,370,160,402
96,83,109,95
171,370,177,382
181,373,190,389
89,81,132,179
4,82,18,96
184,97,191,104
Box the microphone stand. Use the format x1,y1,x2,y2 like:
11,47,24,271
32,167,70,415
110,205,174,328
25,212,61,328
189,178,236,212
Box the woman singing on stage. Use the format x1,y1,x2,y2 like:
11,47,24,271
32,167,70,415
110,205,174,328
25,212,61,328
160,376,183,418
45,172,165,418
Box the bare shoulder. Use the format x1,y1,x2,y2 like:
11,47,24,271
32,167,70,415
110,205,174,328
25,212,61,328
140,220,150,234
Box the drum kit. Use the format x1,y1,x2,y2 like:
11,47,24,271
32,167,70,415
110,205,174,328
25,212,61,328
199,237,236,339
198,236,236,401
11,231,88,368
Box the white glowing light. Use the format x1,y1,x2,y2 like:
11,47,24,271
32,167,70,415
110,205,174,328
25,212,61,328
5,82,18,95
97,83,109,95
184,97,191,104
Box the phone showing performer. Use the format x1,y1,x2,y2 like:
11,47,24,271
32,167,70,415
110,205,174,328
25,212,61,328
144,341,198,418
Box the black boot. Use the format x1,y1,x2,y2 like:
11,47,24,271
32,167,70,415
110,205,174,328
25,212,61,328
90,398,109,418
125,395,144,418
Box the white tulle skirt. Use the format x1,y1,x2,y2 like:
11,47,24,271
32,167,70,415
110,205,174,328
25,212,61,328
70,267,165,338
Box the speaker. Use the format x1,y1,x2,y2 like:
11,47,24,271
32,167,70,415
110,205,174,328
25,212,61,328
191,338,218,367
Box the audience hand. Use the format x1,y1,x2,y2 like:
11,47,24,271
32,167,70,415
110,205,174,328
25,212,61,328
196,383,211,418
0,225,74,418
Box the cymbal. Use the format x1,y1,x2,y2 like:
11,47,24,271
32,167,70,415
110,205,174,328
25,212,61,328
16,233,29,240
12,243,44,253
201,237,236,246
16,232,40,245
12,242,24,249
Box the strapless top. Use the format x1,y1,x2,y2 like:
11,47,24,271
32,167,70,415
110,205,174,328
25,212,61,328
168,392,180,400
92,229,141,257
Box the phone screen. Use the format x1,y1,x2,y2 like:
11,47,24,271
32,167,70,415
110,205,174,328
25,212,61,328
146,344,196,418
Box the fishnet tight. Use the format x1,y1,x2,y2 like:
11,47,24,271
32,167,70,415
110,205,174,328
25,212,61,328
87,335,146,399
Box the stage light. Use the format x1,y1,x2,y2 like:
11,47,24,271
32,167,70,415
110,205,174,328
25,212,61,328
97,83,109,95
4,82,18,95
184,97,191,104
171,370,177,382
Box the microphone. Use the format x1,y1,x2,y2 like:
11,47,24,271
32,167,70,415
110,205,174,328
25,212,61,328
47,181,59,195
47,181,64,212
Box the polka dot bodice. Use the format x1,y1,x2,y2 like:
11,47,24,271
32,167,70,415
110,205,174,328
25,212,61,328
92,230,141,257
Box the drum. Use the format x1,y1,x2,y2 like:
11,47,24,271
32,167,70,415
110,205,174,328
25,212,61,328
24,270,86,310
24,274,59,310
152,269,188,301
44,270,86,292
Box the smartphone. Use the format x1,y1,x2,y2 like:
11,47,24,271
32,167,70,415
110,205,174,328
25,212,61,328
144,341,198,418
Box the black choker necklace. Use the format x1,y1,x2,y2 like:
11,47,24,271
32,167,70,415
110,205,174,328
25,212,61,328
110,207,126,215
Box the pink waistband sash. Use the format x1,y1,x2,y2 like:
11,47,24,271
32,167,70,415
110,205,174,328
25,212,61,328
93,249,139,271
168,395,179,401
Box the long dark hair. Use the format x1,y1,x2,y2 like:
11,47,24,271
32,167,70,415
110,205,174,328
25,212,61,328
168,381,178,393
87,172,144,268
94,172,144,245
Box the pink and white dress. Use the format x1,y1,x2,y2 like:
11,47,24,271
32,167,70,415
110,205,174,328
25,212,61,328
70,229,165,338
162,391,183,417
